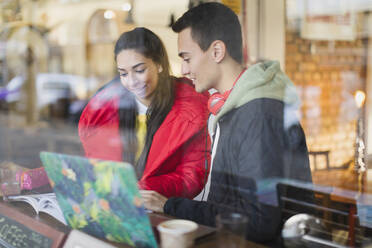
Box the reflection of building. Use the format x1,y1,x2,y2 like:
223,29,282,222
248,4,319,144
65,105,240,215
284,1,372,196
38,1,136,82
1,23,48,86
27,0,188,82
286,30,367,170
0,0,188,122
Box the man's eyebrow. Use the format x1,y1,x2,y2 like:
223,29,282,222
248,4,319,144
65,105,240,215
117,63,145,71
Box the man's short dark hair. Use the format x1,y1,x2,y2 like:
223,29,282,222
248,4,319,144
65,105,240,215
172,2,243,64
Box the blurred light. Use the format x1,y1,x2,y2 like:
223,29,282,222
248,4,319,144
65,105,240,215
122,3,132,11
354,90,366,108
104,10,116,19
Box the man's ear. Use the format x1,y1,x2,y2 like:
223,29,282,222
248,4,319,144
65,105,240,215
210,40,226,63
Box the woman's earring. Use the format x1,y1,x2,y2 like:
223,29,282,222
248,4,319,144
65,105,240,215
158,66,163,73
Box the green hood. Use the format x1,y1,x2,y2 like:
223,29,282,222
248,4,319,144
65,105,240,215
213,60,300,129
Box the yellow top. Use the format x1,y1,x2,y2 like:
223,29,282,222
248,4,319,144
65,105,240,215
136,114,147,161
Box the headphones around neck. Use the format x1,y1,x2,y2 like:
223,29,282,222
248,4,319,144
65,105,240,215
207,89,232,116
207,68,246,116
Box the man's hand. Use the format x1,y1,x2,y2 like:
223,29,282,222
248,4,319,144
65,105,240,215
139,190,168,213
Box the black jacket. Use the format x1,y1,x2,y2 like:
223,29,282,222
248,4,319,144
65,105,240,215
164,98,312,244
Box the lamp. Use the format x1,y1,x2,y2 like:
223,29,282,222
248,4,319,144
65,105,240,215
354,90,366,174
355,90,366,109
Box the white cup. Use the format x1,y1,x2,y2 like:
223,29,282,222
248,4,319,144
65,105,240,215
157,219,198,248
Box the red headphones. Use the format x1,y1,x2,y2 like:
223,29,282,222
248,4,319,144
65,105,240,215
207,89,232,115
207,69,246,115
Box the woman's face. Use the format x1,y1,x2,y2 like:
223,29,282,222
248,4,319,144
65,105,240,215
116,49,160,105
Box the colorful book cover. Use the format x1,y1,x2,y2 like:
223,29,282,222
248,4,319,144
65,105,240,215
40,152,157,248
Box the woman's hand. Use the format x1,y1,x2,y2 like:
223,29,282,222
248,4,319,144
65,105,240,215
139,190,168,213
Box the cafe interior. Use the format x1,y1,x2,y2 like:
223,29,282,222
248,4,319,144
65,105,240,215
0,0,372,247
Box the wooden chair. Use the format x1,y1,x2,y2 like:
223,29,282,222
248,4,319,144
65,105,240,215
309,150,330,170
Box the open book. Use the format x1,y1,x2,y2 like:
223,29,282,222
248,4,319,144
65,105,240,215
7,193,67,225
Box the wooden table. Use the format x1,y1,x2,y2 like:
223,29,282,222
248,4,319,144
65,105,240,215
3,201,266,248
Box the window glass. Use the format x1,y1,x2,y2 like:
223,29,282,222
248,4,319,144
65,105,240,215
0,0,371,246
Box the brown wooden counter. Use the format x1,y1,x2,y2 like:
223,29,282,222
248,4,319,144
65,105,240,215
1,200,266,248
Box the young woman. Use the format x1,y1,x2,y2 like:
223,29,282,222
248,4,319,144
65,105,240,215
78,28,210,199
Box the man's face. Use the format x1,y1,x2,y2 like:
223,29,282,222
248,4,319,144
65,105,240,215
178,28,217,93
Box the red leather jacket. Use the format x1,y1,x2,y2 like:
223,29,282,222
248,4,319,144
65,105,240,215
78,78,210,198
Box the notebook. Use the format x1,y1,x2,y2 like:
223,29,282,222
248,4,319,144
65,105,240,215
40,151,158,248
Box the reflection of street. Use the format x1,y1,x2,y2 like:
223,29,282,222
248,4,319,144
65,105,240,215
0,112,83,169
0,73,96,123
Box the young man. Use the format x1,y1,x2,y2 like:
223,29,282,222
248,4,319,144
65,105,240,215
140,2,312,244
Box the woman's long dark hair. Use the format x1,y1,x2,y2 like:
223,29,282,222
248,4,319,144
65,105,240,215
114,27,175,178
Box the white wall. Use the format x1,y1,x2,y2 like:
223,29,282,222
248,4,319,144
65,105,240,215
243,0,285,68
258,0,285,68
245,0,260,63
